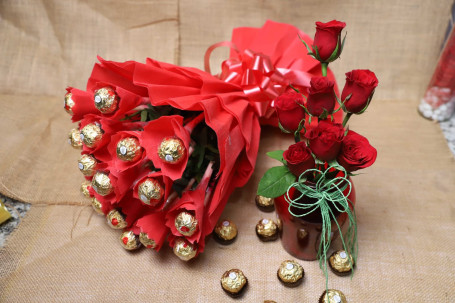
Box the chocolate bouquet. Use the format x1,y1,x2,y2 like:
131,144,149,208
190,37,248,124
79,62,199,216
64,20,340,260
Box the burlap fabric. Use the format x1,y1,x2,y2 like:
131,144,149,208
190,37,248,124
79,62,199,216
1,0,455,301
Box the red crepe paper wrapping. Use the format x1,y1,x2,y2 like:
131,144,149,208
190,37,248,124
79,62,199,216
67,20,340,256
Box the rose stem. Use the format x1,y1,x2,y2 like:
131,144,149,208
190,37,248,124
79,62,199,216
294,132,301,143
342,112,352,128
321,62,328,77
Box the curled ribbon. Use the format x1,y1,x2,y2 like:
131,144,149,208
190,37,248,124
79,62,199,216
205,41,302,118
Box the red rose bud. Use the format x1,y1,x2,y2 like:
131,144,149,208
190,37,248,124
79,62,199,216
137,177,164,206
64,92,75,114
306,120,344,162
307,76,336,118
116,137,142,162
313,20,346,62
94,87,119,114
337,130,377,172
274,92,305,132
341,69,379,114
283,142,316,177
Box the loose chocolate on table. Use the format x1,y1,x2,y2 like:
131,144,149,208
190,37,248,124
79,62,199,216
214,219,238,244
319,289,347,303
255,195,275,212
277,260,304,287
256,218,278,241
328,250,354,276
220,269,248,298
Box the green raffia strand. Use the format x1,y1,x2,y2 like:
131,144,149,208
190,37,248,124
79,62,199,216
284,165,358,292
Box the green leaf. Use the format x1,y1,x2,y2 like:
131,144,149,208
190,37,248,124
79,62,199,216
327,159,344,171
298,34,313,54
266,150,285,164
326,41,340,63
140,110,148,122
340,32,347,53
257,166,296,198
319,108,329,120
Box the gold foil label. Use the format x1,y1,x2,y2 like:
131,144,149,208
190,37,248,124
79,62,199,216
158,137,185,164
320,289,347,303
174,211,198,236
256,218,278,237
220,269,247,294
277,260,304,283
214,220,237,241
94,87,118,114
329,250,354,273
256,195,274,207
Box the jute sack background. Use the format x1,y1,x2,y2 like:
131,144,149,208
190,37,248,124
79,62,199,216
1,0,455,302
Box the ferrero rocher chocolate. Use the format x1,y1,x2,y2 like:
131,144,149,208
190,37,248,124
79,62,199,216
80,123,103,148
68,128,83,149
255,195,275,212
173,238,197,261
137,178,164,206
106,209,127,229
94,87,119,114
328,250,354,276
139,232,157,249
277,260,304,287
120,231,141,250
91,171,113,196
80,181,92,198
78,154,97,176
116,137,142,161
319,289,347,303
158,137,185,164
91,197,104,215
175,211,198,237
255,218,278,242
220,269,248,298
64,92,75,114
214,219,238,244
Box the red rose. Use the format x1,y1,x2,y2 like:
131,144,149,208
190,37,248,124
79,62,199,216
313,20,346,62
337,130,377,172
341,69,378,114
306,120,344,161
283,142,316,177
274,92,306,132
307,76,336,117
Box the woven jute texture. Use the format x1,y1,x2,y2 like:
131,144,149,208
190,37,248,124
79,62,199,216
1,0,455,302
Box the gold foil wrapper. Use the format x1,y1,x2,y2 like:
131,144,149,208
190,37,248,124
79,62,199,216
91,197,104,215
220,269,247,295
256,218,278,238
78,154,97,176
137,178,164,206
158,137,185,164
214,219,238,241
120,231,141,250
173,238,197,261
68,128,83,149
80,181,92,198
255,195,274,209
319,289,347,303
139,232,157,249
116,137,142,162
0,199,12,225
106,209,127,229
64,92,75,114
277,260,304,284
91,171,113,196
94,87,119,114
329,250,354,273
175,211,198,237
80,123,103,148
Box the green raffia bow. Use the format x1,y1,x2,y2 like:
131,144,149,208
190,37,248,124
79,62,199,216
284,165,358,291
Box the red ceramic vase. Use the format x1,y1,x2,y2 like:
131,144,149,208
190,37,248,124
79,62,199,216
275,180,356,261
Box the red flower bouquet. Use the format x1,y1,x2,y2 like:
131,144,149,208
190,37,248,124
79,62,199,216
64,20,341,260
